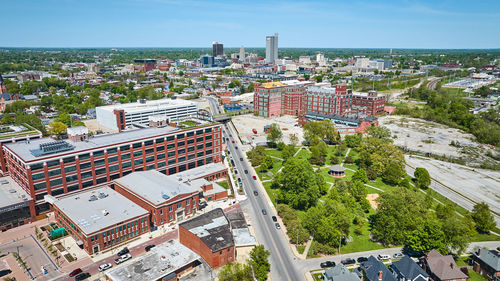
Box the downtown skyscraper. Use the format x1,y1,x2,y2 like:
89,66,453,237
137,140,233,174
265,33,278,64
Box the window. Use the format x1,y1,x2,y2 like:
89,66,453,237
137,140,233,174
186,200,190,206
32,172,45,181
156,137,164,143
205,128,212,133
108,156,118,163
178,149,185,155
34,182,46,191
47,160,60,167
167,136,175,142
178,141,185,147
177,133,185,139
187,139,194,144
167,143,175,149
81,171,92,179
80,162,91,170
94,159,105,167
196,129,204,135
134,159,143,165
157,154,165,160
30,163,43,171
196,137,204,143
168,151,175,157
107,148,117,154
96,177,107,184
132,143,142,149
177,203,182,208
196,144,204,150
79,153,90,160
188,154,195,160
121,153,131,160
145,148,154,154
144,140,153,146
109,165,119,172
133,150,143,157
157,146,165,152
169,206,173,212
93,151,104,158
122,162,131,169
120,145,130,151
66,174,78,183
197,151,204,158
178,156,186,163
206,142,212,148
64,166,77,173
146,156,155,163
206,135,212,140
63,156,75,164
188,146,195,152
50,178,62,187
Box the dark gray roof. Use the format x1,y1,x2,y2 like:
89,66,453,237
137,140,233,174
324,264,361,281
360,256,397,281
329,165,345,172
391,255,429,280
225,210,248,229
180,208,234,252
473,247,500,271
425,249,468,281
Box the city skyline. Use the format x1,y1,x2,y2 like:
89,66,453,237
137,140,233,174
1,0,499,48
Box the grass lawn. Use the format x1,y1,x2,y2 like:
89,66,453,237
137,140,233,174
340,222,387,254
218,181,230,189
263,181,278,207
312,272,323,281
471,232,500,242
265,148,283,159
455,256,470,266
365,178,398,192
467,269,487,281
297,245,306,254
296,148,311,160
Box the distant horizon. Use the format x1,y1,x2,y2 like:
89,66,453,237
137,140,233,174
1,0,499,49
1,47,500,51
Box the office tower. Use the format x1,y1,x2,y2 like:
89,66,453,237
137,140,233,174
239,46,245,61
265,33,278,64
212,42,224,57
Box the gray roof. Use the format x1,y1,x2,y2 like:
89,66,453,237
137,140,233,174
0,177,32,212
202,182,227,197
174,163,227,182
180,208,234,252
360,256,397,281
53,186,148,235
231,228,256,246
105,239,200,281
4,126,180,163
473,247,500,271
114,170,200,206
391,255,429,281
324,264,362,281
425,249,468,281
330,165,345,172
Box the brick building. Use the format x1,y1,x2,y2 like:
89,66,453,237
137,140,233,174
303,85,352,116
299,112,378,136
179,208,235,268
2,122,222,218
281,80,313,116
351,91,386,116
114,170,201,227
49,186,149,255
0,176,36,231
0,124,42,176
253,82,286,117
471,247,500,281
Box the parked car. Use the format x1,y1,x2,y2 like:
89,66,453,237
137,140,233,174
240,157,243,161
235,169,238,174
69,268,83,277
115,253,132,264
275,223,280,229
253,190,258,196
272,216,277,222
244,170,248,174
341,258,356,265
377,254,391,261
235,146,238,149
403,248,424,258
74,272,90,281
262,209,267,215
232,140,235,143
320,261,336,268
393,253,404,259
253,176,257,180
145,245,156,252
357,257,368,263
98,263,112,272
117,248,129,256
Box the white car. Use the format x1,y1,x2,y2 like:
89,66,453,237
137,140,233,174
98,263,112,272
393,253,404,259
377,254,391,260
115,253,132,264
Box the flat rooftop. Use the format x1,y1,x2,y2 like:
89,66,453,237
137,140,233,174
105,239,200,281
114,170,200,206
0,124,42,142
180,208,234,252
53,186,148,235
5,126,181,163
174,163,227,182
97,98,196,114
0,176,32,212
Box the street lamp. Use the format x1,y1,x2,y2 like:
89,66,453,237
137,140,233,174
338,235,343,255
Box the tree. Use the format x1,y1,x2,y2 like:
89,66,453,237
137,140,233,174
349,180,367,202
405,219,447,254
260,155,273,172
309,141,328,166
366,126,391,140
48,122,68,139
471,202,496,233
247,146,267,166
218,262,253,281
249,245,270,281
382,160,405,185
352,168,368,183
344,133,362,148
281,145,295,162
303,120,338,144
414,167,431,189
266,123,282,144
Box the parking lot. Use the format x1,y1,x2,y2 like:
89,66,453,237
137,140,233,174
231,114,304,145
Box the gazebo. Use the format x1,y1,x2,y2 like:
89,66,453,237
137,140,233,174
328,165,345,177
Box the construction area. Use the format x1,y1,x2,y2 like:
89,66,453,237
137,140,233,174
231,114,305,145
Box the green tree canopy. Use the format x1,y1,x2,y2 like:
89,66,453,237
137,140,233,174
249,245,270,281
303,120,338,144
414,167,431,189
266,123,283,144
471,202,496,233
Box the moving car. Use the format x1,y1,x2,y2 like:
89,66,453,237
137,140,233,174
357,257,368,263
275,223,280,229
117,248,129,256
377,254,391,261
232,140,235,143
272,216,277,222
320,261,336,268
262,209,267,215
69,268,83,277
253,190,258,196
74,272,90,281
115,253,132,264
253,176,257,180
235,146,238,149
145,245,156,252
98,263,112,272
240,157,243,161
393,253,404,259
341,258,356,265
244,170,248,174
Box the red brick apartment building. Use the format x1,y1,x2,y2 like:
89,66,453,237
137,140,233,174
0,124,42,176
303,85,353,116
352,90,386,116
179,208,235,268
49,186,149,254
253,82,286,117
2,122,222,218
114,170,200,227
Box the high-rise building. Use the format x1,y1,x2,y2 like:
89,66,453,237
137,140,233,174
239,46,245,61
212,42,224,57
265,33,278,64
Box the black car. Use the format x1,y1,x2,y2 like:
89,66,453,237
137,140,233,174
235,146,238,149
357,257,368,263
320,261,336,268
117,248,129,256
272,216,277,222
341,258,356,265
145,245,156,252
253,190,258,196
75,272,90,281
240,157,243,161
244,170,248,174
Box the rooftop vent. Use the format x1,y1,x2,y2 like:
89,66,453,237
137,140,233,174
31,140,74,157
162,194,170,200
102,209,109,216
98,192,108,199
0,179,9,185
9,189,16,193
89,195,98,201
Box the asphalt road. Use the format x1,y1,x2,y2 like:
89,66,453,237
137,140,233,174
207,97,301,281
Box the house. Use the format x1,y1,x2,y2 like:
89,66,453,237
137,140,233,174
323,264,362,281
471,247,500,281
391,255,429,281
359,256,397,281
423,249,468,281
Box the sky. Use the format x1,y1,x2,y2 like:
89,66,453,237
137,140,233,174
1,0,499,49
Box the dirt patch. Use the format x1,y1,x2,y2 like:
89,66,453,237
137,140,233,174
231,114,304,145
366,194,380,210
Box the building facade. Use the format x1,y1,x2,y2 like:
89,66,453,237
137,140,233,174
352,91,386,116
303,85,353,116
471,248,500,281
0,124,42,175
265,33,278,64
3,122,223,217
212,42,224,57
95,98,198,132
253,82,286,117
